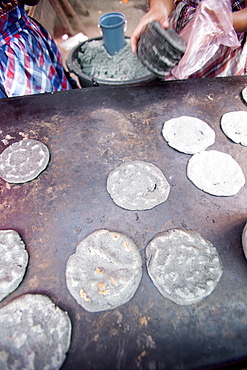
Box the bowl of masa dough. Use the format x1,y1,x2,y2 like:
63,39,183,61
66,36,156,87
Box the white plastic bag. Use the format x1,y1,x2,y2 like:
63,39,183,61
172,0,241,79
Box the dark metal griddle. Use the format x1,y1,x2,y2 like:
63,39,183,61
0,77,247,370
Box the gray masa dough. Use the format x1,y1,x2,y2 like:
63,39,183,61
77,39,151,82
146,229,223,305
66,229,142,312
107,160,170,210
187,150,245,196
162,116,215,154
0,294,72,370
0,230,28,302
220,111,247,146
0,139,50,183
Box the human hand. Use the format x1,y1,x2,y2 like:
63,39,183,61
232,7,247,33
130,1,172,54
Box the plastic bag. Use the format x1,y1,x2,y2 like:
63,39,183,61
171,0,241,79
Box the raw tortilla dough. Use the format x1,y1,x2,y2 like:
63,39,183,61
0,294,72,370
187,150,245,196
107,160,170,210
242,222,247,259
220,111,247,146
146,229,223,305
66,229,142,312
0,139,50,183
0,230,28,302
162,116,215,154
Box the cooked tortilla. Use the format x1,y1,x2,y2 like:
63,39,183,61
241,86,247,104
0,294,72,370
66,229,142,312
0,139,50,183
242,222,247,259
162,116,215,154
0,230,28,302
106,160,170,210
187,150,245,196
220,111,247,146
146,229,223,305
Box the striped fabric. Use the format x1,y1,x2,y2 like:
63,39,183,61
0,4,72,97
168,0,247,79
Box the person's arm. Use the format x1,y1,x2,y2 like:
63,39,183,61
130,0,174,54
232,8,247,33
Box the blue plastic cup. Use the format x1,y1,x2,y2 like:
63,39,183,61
98,12,126,55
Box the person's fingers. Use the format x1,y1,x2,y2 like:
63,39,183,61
130,18,170,54
130,3,171,54
130,34,138,54
162,18,170,29
130,21,147,54
130,32,140,54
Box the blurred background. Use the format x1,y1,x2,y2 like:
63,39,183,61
30,0,148,63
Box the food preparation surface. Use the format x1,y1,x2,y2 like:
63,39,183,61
0,77,247,370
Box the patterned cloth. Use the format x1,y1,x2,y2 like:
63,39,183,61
0,4,72,97
168,0,247,79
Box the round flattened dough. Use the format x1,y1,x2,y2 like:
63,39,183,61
0,294,72,370
187,150,245,196
146,229,223,305
66,229,142,312
0,230,28,302
241,86,247,104
220,111,247,146
0,139,50,183
162,116,215,154
242,222,247,259
107,160,170,210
